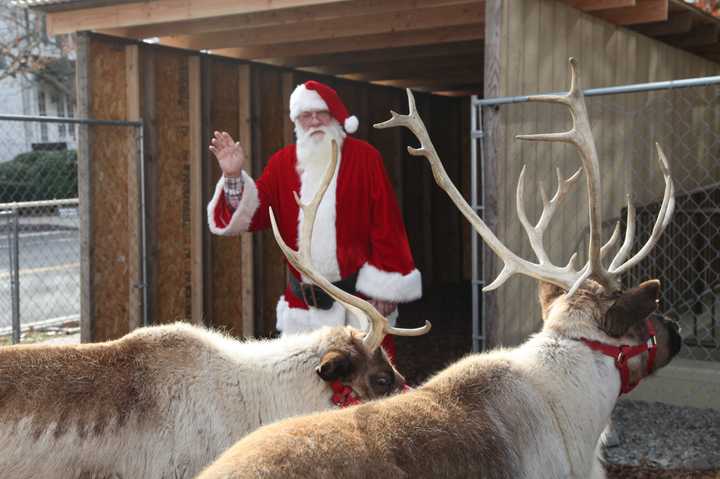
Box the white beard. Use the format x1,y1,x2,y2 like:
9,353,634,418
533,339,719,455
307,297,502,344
294,121,345,282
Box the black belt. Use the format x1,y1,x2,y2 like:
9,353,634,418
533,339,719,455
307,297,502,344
288,272,358,310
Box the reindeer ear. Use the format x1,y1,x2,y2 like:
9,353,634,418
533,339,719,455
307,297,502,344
538,281,566,318
316,350,353,381
603,279,660,337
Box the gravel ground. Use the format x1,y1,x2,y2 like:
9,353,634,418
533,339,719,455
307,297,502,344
606,400,720,478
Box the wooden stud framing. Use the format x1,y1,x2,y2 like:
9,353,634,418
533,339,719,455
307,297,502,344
125,44,142,332
189,55,204,326
238,64,255,337
77,32,94,343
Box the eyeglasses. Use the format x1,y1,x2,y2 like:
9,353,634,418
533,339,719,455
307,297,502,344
298,110,331,122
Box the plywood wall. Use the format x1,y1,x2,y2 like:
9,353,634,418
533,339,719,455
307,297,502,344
485,0,720,347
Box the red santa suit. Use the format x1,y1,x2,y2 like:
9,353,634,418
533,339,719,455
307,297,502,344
207,81,421,335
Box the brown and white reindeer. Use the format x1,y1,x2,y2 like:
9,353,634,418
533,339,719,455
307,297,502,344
196,58,682,479
0,193,430,479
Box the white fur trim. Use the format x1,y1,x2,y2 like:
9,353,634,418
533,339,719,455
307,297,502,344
289,84,328,122
276,296,346,334
276,295,397,334
344,115,358,134
207,171,259,235
356,263,422,302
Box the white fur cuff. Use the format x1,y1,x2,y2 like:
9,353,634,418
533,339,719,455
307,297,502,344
207,171,260,235
276,296,346,334
356,263,422,302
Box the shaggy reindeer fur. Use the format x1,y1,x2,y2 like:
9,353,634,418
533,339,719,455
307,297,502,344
0,322,404,479
198,280,682,479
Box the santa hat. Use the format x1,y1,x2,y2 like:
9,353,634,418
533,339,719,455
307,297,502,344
289,80,359,134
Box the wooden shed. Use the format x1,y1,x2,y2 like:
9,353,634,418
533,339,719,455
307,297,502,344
26,0,720,385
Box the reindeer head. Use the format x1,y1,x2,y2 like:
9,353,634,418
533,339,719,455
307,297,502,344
374,58,681,393
316,328,406,398
539,279,681,390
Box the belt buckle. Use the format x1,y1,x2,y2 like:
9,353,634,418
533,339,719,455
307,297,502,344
300,283,319,308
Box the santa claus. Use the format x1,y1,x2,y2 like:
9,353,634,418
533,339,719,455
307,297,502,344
207,80,422,356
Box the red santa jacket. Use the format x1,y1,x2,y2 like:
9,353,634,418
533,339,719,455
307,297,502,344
207,137,422,328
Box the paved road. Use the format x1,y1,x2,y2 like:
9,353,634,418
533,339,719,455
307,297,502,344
0,225,80,329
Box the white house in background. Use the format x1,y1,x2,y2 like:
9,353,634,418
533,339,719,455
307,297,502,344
0,4,76,163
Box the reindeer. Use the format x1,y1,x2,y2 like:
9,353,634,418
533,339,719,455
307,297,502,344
196,58,682,479
0,284,429,478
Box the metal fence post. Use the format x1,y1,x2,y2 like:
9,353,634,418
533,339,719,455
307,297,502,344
10,208,20,344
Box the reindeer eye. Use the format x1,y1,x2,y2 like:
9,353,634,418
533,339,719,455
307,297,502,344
372,374,394,389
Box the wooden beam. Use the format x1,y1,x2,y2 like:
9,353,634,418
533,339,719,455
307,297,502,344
432,88,483,96
210,25,484,60
103,0,478,39
47,0,356,35
666,23,720,48
633,11,694,36
125,44,142,333
162,2,485,51
564,0,636,11
189,55,204,326
260,40,484,69
343,64,482,82
592,0,669,26
372,73,482,88
306,53,482,76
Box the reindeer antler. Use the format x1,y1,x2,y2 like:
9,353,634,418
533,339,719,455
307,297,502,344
517,58,675,293
269,140,431,352
374,58,675,296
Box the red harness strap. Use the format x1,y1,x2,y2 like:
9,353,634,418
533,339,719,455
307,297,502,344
330,380,362,408
581,319,657,395
330,381,413,408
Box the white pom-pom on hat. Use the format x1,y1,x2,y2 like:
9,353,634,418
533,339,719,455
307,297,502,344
344,115,358,134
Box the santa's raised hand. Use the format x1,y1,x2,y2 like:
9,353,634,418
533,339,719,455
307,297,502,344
209,131,245,177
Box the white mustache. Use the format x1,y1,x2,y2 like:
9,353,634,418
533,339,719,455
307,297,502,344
305,127,326,136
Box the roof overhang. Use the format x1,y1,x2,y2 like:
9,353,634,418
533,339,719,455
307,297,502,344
15,0,720,95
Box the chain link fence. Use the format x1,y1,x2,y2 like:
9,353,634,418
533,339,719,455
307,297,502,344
0,115,143,343
475,78,720,362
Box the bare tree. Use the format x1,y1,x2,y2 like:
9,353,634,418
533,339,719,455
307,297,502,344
0,4,75,103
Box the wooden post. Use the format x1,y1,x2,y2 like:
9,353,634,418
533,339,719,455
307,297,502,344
142,48,158,328
125,44,142,332
201,55,213,328
482,0,503,349
77,32,94,342
189,55,204,325
238,64,255,337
